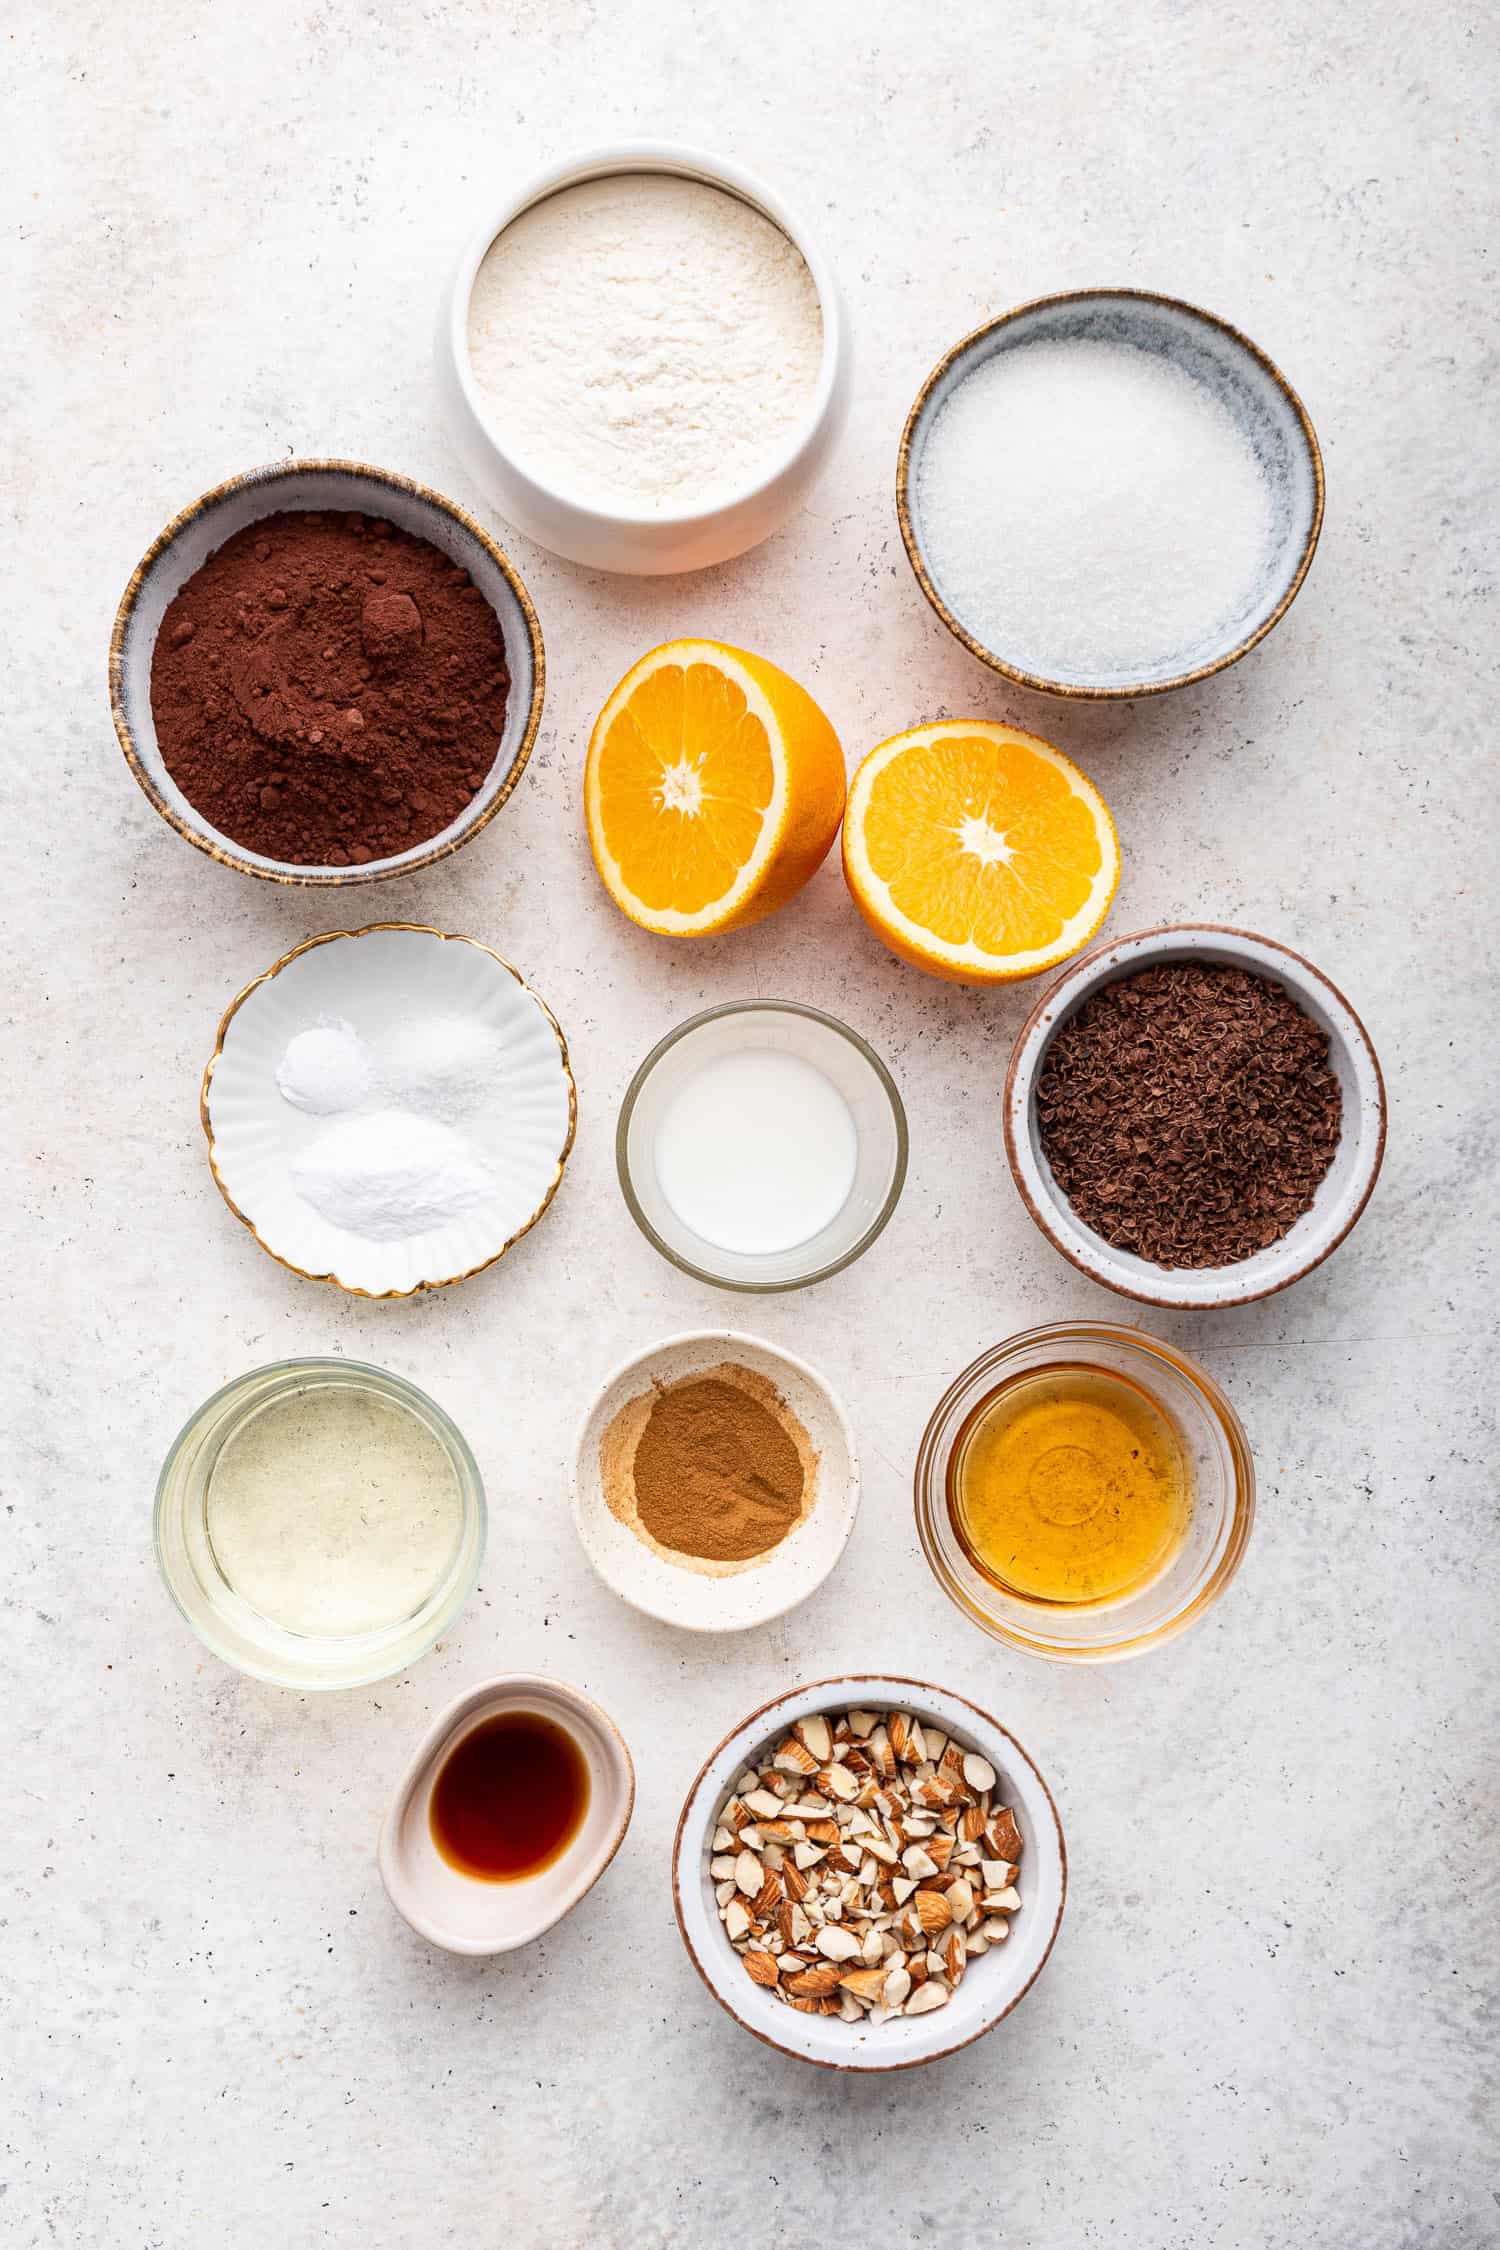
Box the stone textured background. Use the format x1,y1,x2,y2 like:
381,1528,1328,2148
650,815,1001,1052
6,3,1497,2244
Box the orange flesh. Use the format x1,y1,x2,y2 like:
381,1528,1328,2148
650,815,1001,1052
861,732,1104,957
596,662,774,915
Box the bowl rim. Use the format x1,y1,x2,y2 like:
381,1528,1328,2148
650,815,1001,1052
569,1325,861,1632
1001,922,1387,1309
199,921,578,1298
615,998,909,1292
154,1353,487,1690
377,1674,636,1953
108,456,546,886
670,1671,1068,2071
912,1321,1257,1662
446,138,845,531
895,285,1326,700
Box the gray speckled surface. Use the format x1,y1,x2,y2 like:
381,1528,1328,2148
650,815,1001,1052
6,4,1497,2244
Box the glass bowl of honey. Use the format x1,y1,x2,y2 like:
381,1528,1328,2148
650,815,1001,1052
914,1323,1254,1662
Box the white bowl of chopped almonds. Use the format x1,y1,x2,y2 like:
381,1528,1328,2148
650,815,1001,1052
672,1677,1066,2071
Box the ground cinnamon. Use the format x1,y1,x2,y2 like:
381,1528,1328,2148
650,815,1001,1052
630,1375,806,1564
149,509,510,865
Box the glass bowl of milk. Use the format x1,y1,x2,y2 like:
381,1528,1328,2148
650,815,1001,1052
616,1001,907,1290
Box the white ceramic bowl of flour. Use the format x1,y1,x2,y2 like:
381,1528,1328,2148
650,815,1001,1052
898,288,1324,698
202,924,576,1296
438,142,849,573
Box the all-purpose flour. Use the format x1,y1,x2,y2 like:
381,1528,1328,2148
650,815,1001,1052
467,173,823,512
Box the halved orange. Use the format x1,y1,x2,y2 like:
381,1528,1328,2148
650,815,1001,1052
842,721,1119,983
585,640,846,936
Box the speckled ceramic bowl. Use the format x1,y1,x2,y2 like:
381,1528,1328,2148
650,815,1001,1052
110,459,544,884
1003,924,1386,1308
672,1675,1066,2071
897,289,1324,698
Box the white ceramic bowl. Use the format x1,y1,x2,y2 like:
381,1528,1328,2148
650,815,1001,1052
1004,924,1386,1308
672,1675,1066,2070
378,1676,635,1955
437,141,850,573
898,288,1323,698
110,459,543,884
572,1331,859,1632
202,923,576,1296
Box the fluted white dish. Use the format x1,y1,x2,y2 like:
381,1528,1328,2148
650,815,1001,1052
202,923,576,1296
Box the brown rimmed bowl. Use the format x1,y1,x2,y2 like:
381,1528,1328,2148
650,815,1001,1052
1003,924,1386,1309
110,459,544,884
914,1324,1255,1664
896,288,1324,699
672,1674,1066,2071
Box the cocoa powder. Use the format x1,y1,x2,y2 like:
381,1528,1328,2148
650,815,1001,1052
150,510,511,865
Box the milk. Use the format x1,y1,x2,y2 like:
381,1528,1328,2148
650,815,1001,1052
653,1048,858,1257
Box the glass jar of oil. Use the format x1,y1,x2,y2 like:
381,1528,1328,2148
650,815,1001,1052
947,1362,1192,1607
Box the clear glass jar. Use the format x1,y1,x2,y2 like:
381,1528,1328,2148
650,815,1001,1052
616,1000,907,1291
155,1358,485,1689
914,1323,1254,1663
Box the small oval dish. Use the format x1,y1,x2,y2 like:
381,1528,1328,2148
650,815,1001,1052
1003,924,1386,1308
898,288,1323,698
379,1677,635,1955
110,458,543,884
438,141,849,574
672,1675,1066,2070
202,923,576,1297
572,1331,859,1631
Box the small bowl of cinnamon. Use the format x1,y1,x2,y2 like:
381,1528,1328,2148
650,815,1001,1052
110,458,544,885
571,1330,859,1632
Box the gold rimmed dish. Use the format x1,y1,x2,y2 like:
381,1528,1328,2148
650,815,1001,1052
897,288,1324,699
110,458,544,884
201,923,576,1297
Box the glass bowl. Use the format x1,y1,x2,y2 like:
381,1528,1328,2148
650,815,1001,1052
155,1358,486,1689
914,1323,1254,1662
616,1000,907,1291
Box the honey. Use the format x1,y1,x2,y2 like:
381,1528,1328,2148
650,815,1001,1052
948,1363,1191,1606
430,1711,590,1882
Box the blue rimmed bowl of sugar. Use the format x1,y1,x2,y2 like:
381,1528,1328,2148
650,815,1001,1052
896,289,1324,700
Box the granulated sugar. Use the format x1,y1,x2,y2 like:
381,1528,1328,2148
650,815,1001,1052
915,338,1275,679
